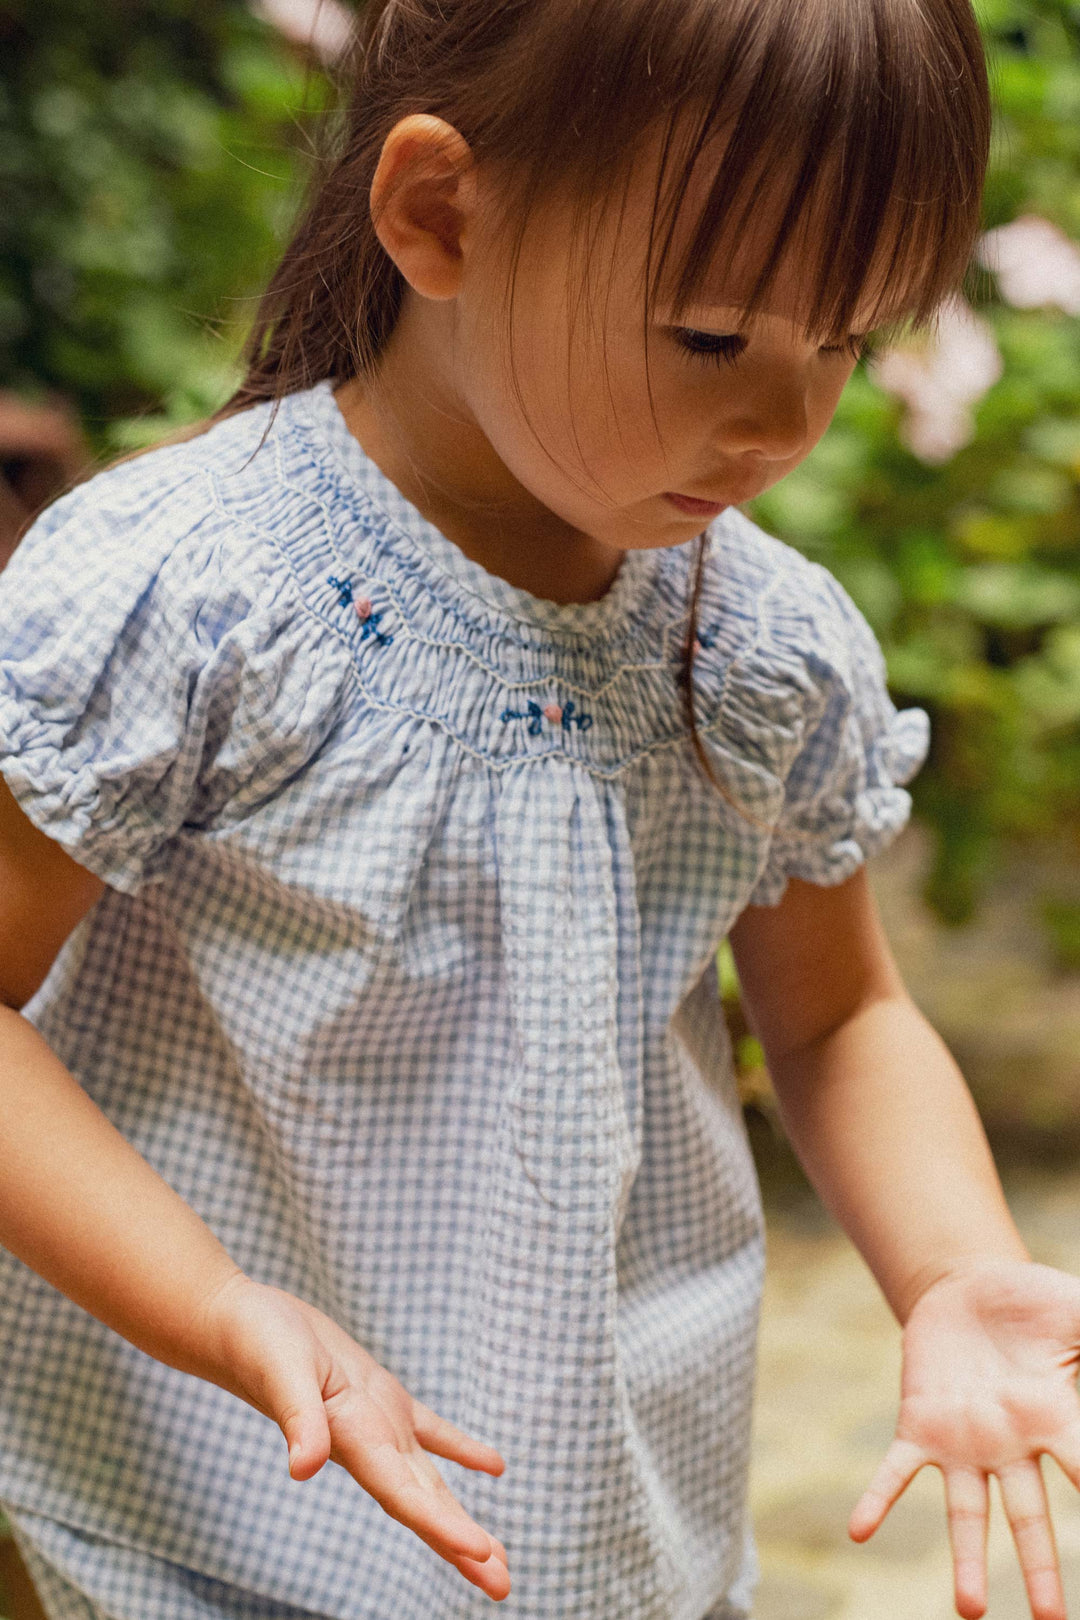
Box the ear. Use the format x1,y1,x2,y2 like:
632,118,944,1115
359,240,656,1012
369,114,478,301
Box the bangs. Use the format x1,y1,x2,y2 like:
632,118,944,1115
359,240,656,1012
488,0,990,349
641,0,992,343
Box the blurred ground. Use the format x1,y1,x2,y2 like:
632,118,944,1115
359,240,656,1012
749,823,1080,1620
746,819,1080,1166
751,1168,1080,1620
867,823,1080,1156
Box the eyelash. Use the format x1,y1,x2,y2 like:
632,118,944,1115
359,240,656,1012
671,328,870,367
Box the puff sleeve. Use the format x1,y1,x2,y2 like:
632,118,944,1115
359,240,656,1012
0,465,283,895
745,567,931,909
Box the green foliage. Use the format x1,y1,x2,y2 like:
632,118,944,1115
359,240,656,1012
0,0,328,451
749,1,1080,931
1040,892,1080,969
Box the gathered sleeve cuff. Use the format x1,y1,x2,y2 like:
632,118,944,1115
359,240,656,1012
744,569,930,909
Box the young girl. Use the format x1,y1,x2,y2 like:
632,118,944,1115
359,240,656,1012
1,2,1079,1618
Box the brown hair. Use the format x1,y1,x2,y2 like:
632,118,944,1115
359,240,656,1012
221,0,991,808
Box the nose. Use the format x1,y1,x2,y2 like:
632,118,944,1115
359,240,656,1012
716,373,810,465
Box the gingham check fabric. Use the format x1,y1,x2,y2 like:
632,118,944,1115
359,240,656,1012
5,1509,333,1620
0,383,929,1620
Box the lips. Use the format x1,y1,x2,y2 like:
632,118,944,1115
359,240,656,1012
664,492,728,517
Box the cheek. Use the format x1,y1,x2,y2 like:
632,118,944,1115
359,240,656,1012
806,367,853,446
471,301,674,489
551,327,711,481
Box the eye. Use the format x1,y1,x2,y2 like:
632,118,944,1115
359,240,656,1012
670,327,747,368
820,334,873,362
671,326,874,367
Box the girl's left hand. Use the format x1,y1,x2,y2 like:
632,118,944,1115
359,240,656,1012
849,1258,1080,1620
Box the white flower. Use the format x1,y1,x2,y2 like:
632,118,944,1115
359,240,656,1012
870,294,1003,464
977,214,1080,317
250,0,355,64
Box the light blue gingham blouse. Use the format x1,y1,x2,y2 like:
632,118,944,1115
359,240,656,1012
0,381,929,1620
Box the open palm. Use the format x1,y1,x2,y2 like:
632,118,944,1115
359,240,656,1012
850,1259,1080,1620
200,1274,511,1601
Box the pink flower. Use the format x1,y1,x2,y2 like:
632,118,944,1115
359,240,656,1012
977,214,1080,317
250,0,354,64
870,295,1002,464
542,703,563,724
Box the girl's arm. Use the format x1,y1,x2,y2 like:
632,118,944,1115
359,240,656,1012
728,865,1028,1322
0,772,250,1368
729,868,1080,1620
0,777,510,1600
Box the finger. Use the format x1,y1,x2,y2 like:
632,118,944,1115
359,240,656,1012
252,1339,333,1482
998,1460,1066,1620
410,1398,506,1475
1047,1420,1080,1493
849,1439,927,1541
943,1467,989,1620
286,1415,332,1483
452,1543,512,1601
352,1438,496,1566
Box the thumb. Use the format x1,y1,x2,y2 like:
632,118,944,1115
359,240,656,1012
283,1397,332,1481
250,1322,333,1481
212,1280,335,1482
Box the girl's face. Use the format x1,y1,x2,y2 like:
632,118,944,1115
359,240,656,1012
447,133,893,555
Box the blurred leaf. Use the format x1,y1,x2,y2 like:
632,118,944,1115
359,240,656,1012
985,464,1074,513
1039,896,1080,970
951,509,1043,559
1022,414,1080,466
716,938,737,996
952,563,1080,627
736,1035,766,1074
0,0,328,449
1013,625,1080,730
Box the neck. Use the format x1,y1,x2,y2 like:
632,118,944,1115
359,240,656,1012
333,295,624,605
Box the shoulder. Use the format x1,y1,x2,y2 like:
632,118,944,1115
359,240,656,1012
669,507,899,762
693,507,884,681
665,507,927,811
0,397,364,890
1,397,325,652
0,392,364,752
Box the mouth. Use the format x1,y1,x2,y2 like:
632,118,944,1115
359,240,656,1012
663,491,730,518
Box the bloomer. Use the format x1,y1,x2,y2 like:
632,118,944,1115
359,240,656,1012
2,1509,334,1620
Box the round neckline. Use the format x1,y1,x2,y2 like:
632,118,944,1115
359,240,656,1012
295,378,665,639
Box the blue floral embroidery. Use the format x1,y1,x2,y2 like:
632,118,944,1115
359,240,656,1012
327,574,393,647
500,699,593,734
500,700,546,735
559,700,593,731
358,607,393,647
675,623,720,686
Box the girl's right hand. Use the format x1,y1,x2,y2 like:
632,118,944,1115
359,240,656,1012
198,1272,511,1602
